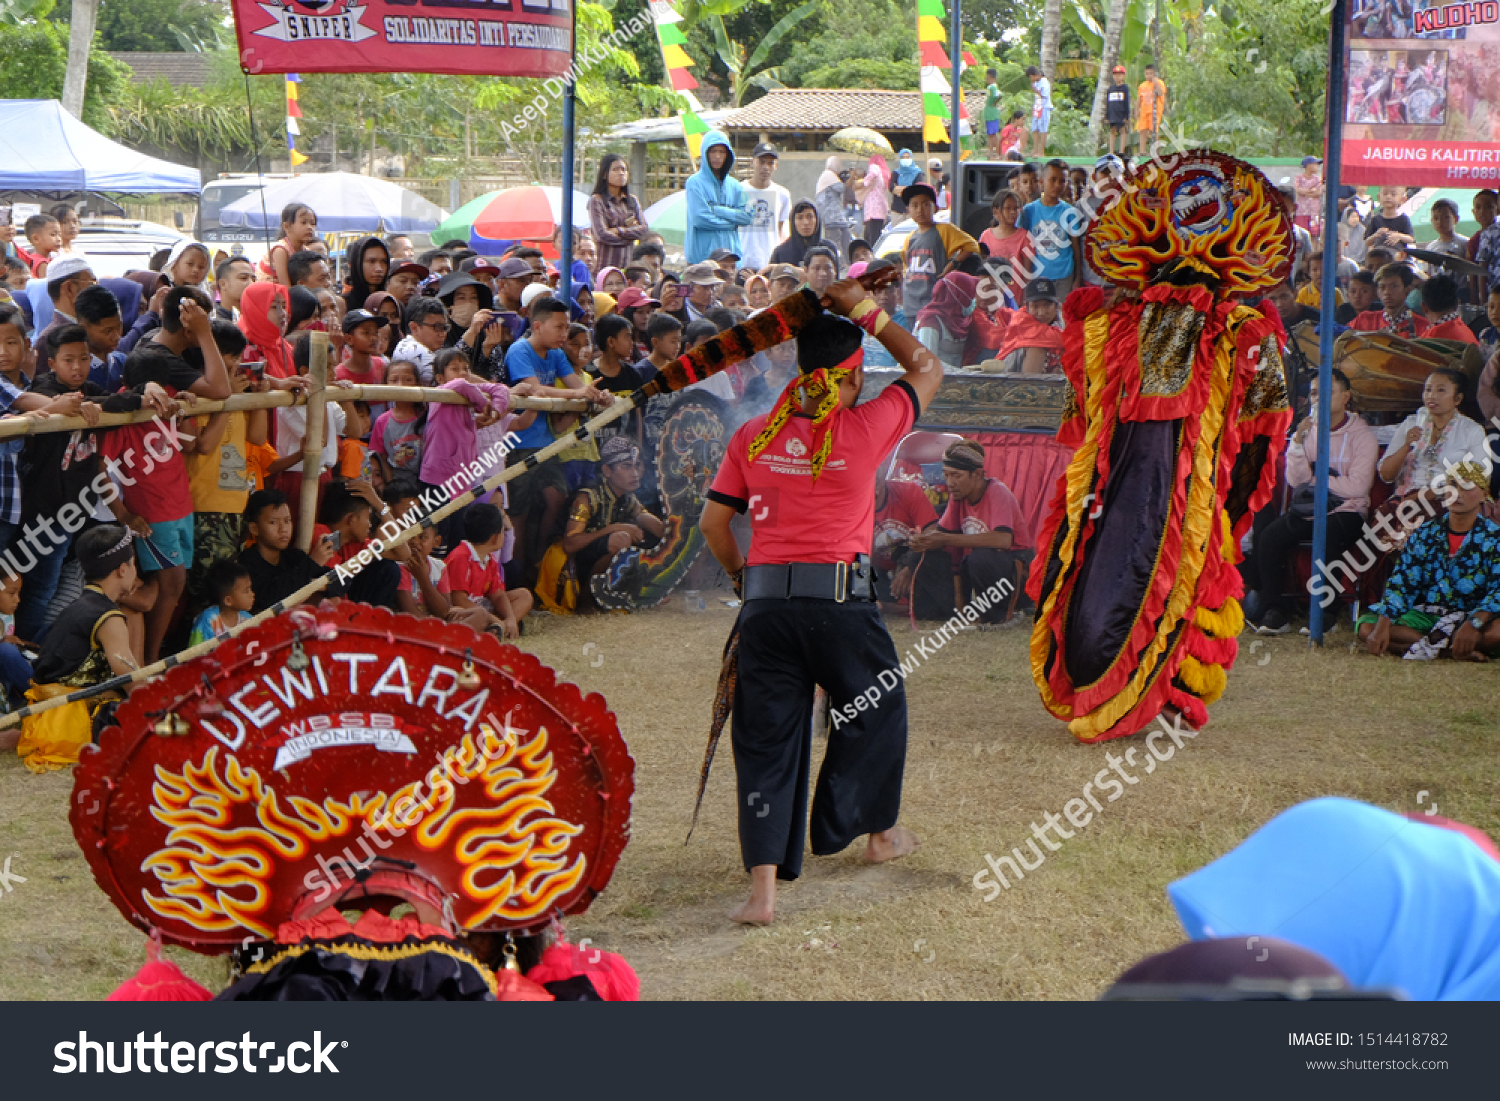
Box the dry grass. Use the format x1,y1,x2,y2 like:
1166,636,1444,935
1,600,1496,1001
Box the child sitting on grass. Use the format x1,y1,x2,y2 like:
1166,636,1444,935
189,560,255,645
0,573,31,714
440,503,532,639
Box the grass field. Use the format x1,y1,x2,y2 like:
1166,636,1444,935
1,600,1496,1001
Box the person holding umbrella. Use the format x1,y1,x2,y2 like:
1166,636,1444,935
589,154,648,273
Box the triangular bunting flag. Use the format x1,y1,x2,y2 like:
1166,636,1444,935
287,99,303,119
681,110,710,135
290,148,309,166
286,117,300,136
649,0,682,23
917,15,946,40
918,41,949,67
961,50,977,66
924,116,950,143
668,68,699,91
922,90,949,114
661,43,694,67
657,23,687,45
917,0,946,15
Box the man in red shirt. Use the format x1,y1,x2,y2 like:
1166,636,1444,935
700,278,944,926
1420,274,1478,344
907,439,1032,625
872,474,938,603
1348,262,1430,338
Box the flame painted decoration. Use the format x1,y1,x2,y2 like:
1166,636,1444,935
71,603,633,953
1084,150,1294,295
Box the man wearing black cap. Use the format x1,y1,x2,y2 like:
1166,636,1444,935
699,277,945,925
899,181,978,318
708,248,740,280
739,141,792,270
493,256,537,315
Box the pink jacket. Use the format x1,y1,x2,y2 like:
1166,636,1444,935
419,378,511,489
1285,411,1379,517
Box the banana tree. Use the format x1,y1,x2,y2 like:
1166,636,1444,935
708,0,820,107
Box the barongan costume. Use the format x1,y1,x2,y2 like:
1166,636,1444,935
1028,151,1294,741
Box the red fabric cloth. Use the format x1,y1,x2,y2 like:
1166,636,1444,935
106,959,213,1001
526,941,641,1001
238,283,294,379
996,308,1064,359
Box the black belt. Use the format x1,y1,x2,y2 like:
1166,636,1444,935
742,556,875,602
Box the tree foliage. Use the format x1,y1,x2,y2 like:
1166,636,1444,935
0,17,129,130
49,0,227,52
1161,0,1328,157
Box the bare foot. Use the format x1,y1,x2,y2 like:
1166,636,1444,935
730,864,776,926
864,825,919,863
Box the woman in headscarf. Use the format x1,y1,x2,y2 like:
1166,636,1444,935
913,271,1005,369
768,200,824,267
237,282,294,380
812,155,852,257
744,273,771,312
163,240,213,294
365,290,404,353
589,153,648,273
1168,797,1500,1000
343,236,391,312
889,149,924,216
595,266,626,297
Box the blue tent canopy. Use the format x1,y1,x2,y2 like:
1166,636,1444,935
0,100,200,194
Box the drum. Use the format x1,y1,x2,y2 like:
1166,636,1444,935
1333,330,1483,412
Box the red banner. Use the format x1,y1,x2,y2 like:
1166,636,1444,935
231,0,572,78
1338,6,1500,187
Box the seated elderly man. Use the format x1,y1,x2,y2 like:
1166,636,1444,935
906,439,1032,625
1358,461,1500,660
540,436,665,613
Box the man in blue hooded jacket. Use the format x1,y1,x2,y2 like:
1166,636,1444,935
685,132,753,265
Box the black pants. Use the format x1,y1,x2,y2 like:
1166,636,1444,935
344,556,402,610
731,598,907,880
1242,510,1367,614
863,218,886,244
909,546,1027,624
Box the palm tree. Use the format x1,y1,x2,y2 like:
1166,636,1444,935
710,0,820,107
1088,0,1129,146
1040,0,1062,81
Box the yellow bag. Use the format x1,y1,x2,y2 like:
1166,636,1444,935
534,543,578,615
16,684,94,774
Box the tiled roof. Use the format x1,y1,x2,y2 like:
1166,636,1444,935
109,52,214,89
721,88,987,133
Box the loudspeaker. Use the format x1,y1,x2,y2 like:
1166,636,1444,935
956,162,1022,244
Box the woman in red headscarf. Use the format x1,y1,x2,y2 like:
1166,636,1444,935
912,271,1006,369
238,281,294,380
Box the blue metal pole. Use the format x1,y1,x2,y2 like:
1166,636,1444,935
950,0,962,192
1310,0,1347,646
559,0,577,303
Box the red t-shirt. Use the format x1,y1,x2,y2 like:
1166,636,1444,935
939,477,1033,550
100,412,193,524
1349,309,1431,337
708,380,920,565
872,479,939,571
1425,317,1478,344
439,540,504,599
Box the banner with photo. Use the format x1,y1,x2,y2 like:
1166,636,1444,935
1340,0,1500,186
231,0,572,78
